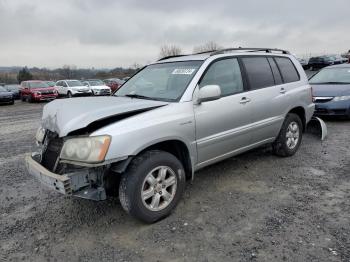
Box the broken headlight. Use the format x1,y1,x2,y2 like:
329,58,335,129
60,135,111,163
35,127,46,144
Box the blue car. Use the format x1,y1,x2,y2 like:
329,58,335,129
310,64,350,118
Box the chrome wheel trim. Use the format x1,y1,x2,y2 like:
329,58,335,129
141,166,177,212
286,121,300,149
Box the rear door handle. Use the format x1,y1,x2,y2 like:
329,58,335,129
280,88,286,94
239,97,251,104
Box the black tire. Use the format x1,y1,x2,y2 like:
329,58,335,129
67,91,73,98
21,95,25,102
272,113,303,157
119,150,186,223
10,100,14,105
28,95,33,103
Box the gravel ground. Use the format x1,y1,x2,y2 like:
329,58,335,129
0,100,349,262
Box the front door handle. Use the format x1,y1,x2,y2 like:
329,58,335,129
280,88,286,94
239,97,251,104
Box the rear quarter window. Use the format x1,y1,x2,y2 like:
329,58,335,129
274,57,300,83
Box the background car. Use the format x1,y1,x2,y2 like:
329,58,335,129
20,80,58,102
297,57,309,69
0,86,14,105
329,54,348,64
46,81,56,87
5,84,21,99
55,79,92,98
103,78,125,92
82,79,111,96
310,64,350,118
308,55,336,70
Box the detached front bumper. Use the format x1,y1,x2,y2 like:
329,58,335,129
25,154,72,194
25,153,106,200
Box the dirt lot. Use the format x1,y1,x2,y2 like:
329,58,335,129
1,100,349,262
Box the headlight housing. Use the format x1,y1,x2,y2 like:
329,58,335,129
333,96,350,101
35,127,46,143
60,136,111,163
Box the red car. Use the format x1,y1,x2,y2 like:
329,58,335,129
20,80,58,102
103,78,125,92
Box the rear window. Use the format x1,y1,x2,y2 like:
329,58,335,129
242,57,275,90
274,57,300,83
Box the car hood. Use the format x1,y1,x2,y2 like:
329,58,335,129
311,84,350,97
0,91,13,96
70,86,90,90
30,87,56,92
42,96,168,137
90,85,110,90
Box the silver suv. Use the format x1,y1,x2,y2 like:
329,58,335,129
26,48,315,223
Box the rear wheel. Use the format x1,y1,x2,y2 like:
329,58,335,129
119,150,186,223
272,113,303,157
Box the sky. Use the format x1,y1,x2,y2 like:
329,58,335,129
0,0,349,69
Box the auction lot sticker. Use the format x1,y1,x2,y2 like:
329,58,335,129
172,68,196,75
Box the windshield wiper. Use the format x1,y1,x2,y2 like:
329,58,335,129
311,82,350,85
124,94,154,100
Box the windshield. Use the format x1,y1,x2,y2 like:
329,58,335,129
309,68,350,84
66,80,84,87
46,81,55,87
28,82,50,88
0,86,7,92
87,80,104,86
115,61,202,101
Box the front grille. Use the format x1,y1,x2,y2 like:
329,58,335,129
41,90,54,95
41,131,63,172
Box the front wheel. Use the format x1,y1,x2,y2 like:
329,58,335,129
67,91,73,98
119,150,186,223
272,113,303,157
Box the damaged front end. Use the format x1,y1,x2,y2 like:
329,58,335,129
26,130,124,201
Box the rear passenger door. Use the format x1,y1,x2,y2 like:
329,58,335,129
240,56,300,144
194,58,253,166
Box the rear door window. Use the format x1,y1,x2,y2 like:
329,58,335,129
199,58,244,96
241,57,275,90
274,57,300,83
267,58,283,85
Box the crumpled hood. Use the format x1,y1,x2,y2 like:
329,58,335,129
42,96,168,137
312,84,350,97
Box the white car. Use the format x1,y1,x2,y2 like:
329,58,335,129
55,80,92,98
82,79,111,96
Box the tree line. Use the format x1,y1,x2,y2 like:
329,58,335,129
0,41,224,84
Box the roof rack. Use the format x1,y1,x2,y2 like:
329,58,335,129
158,54,187,61
210,48,290,56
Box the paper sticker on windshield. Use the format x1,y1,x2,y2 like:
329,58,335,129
172,68,196,75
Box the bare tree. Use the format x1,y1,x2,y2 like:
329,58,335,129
60,64,77,79
193,41,223,53
159,44,183,59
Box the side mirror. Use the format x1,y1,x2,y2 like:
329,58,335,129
198,85,221,103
